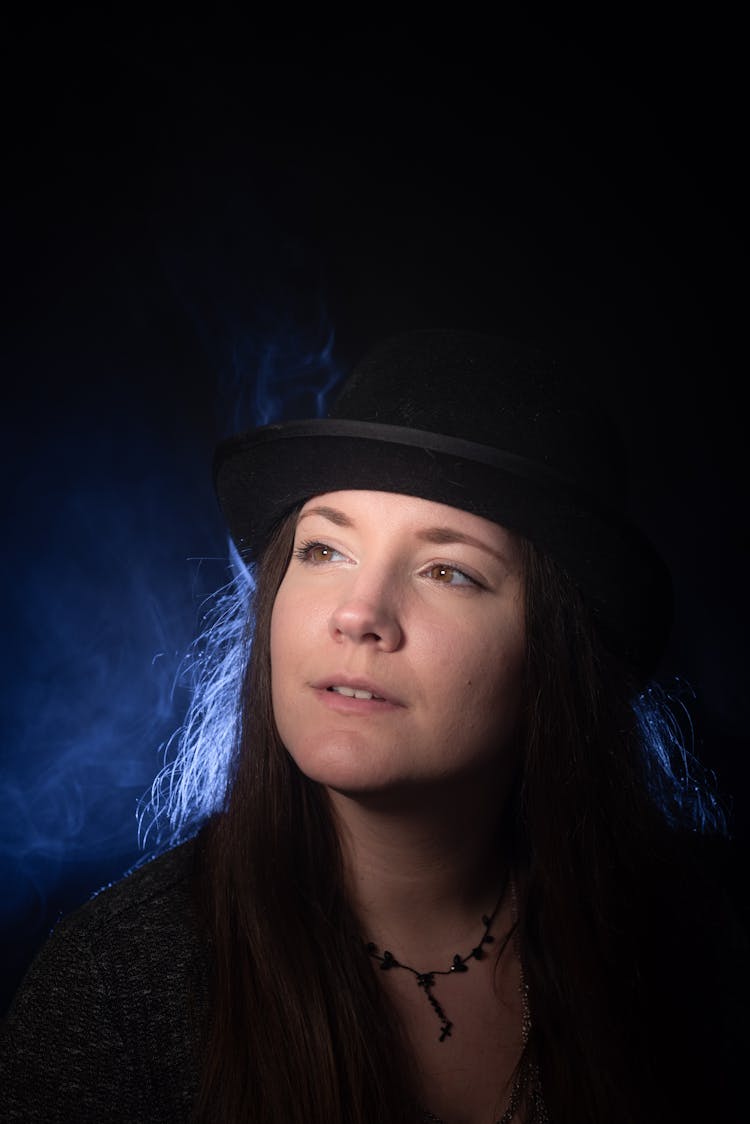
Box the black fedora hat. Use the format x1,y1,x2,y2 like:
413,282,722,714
214,330,672,678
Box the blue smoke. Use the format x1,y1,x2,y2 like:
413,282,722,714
157,198,344,436
223,322,341,430
0,418,217,927
1,292,344,1011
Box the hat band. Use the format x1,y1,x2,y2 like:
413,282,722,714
244,417,588,497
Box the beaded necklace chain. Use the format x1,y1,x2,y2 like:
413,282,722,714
419,878,549,1124
366,874,549,1124
365,873,511,1043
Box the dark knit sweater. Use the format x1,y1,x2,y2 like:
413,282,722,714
2,831,747,1123
1,838,207,1122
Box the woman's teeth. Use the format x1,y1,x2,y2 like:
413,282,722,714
328,686,383,700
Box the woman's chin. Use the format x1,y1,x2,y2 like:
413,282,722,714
296,760,406,798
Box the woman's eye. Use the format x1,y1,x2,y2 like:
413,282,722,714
294,541,344,564
424,563,477,587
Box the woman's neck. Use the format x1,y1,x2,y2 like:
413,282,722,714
328,780,514,966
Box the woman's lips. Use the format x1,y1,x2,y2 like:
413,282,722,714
315,689,402,714
311,681,403,714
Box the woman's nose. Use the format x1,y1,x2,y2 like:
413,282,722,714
328,592,403,651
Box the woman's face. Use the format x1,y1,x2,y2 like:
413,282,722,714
270,490,526,800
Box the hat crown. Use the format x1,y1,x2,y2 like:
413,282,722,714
331,330,628,510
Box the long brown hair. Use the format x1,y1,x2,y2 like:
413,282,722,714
194,509,736,1123
194,511,418,1123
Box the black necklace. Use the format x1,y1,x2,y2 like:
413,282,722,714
365,875,512,1043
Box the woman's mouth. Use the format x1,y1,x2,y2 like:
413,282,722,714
312,680,403,713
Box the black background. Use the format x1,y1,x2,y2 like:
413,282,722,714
2,24,747,1011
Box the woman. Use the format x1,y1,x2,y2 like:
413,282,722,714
2,330,744,1122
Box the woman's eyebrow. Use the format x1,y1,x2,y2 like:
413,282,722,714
297,505,354,528
415,527,510,565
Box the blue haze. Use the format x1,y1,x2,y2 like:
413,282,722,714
0,299,343,1009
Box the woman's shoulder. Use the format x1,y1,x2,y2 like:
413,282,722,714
57,832,204,951
19,832,208,988
1,832,209,1123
